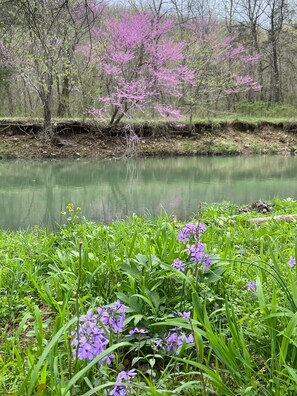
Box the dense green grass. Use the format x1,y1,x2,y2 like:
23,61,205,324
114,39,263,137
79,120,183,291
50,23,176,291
2,200,297,395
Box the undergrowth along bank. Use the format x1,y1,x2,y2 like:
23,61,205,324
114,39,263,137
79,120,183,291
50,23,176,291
1,199,297,395
1,116,297,136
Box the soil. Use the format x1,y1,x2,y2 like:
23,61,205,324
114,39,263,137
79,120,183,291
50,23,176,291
0,120,297,159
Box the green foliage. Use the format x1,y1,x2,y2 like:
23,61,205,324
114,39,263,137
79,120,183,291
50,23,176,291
234,101,297,119
2,200,297,394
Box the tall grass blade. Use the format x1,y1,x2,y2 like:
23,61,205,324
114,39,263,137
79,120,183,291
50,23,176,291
279,311,297,367
17,317,77,396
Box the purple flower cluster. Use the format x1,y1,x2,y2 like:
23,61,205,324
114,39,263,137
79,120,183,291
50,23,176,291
247,281,256,292
164,329,194,354
128,327,148,336
185,242,212,270
110,369,137,396
172,258,186,272
178,311,191,319
155,312,194,354
72,300,126,362
172,222,211,272
289,256,296,268
97,300,126,333
177,222,206,243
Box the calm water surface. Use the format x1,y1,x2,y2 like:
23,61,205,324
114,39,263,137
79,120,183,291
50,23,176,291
1,156,297,229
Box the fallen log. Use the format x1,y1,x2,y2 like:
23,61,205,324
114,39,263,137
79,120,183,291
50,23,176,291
247,214,297,224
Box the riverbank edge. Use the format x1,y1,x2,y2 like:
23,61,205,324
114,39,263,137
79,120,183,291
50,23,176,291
1,119,297,159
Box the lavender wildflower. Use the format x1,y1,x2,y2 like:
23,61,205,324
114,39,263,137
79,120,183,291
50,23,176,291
186,241,205,262
176,222,212,272
72,301,126,362
247,281,257,292
71,311,110,362
185,243,212,269
289,256,296,268
177,222,206,243
178,311,191,319
164,329,194,354
128,327,148,336
202,253,212,271
172,258,186,272
164,331,181,353
186,333,194,343
110,369,137,396
97,300,126,333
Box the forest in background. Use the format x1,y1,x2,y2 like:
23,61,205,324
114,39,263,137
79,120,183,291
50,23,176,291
0,0,296,139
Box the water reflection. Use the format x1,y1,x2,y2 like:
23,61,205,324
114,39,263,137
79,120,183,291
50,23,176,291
1,156,297,229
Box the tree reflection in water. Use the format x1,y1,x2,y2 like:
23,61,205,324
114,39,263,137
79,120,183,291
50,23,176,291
0,156,297,230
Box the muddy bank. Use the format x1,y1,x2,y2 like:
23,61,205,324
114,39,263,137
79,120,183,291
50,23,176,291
0,119,297,159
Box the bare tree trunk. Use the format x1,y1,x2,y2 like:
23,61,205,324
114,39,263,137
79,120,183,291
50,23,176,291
57,75,70,117
267,0,285,103
270,29,281,102
43,99,53,140
251,23,265,101
42,74,54,141
6,84,14,116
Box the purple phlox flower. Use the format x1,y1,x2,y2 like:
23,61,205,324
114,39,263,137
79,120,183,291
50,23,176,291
186,334,194,343
185,243,212,269
178,311,191,319
247,281,257,292
154,338,163,348
110,369,137,396
164,331,180,353
172,258,186,272
72,301,126,362
177,222,206,243
100,300,126,333
71,313,111,362
95,308,110,327
289,256,296,268
128,327,148,336
185,242,204,260
202,253,212,271
164,328,194,354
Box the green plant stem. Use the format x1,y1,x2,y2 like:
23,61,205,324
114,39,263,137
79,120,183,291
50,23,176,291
190,318,207,395
73,240,83,375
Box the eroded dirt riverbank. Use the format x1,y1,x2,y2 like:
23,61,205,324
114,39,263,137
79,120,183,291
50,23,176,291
0,120,297,159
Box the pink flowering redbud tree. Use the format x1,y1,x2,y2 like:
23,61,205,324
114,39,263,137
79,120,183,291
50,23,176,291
89,12,194,125
182,18,261,118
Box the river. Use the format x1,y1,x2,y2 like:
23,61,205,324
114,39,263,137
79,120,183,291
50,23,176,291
1,156,297,229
